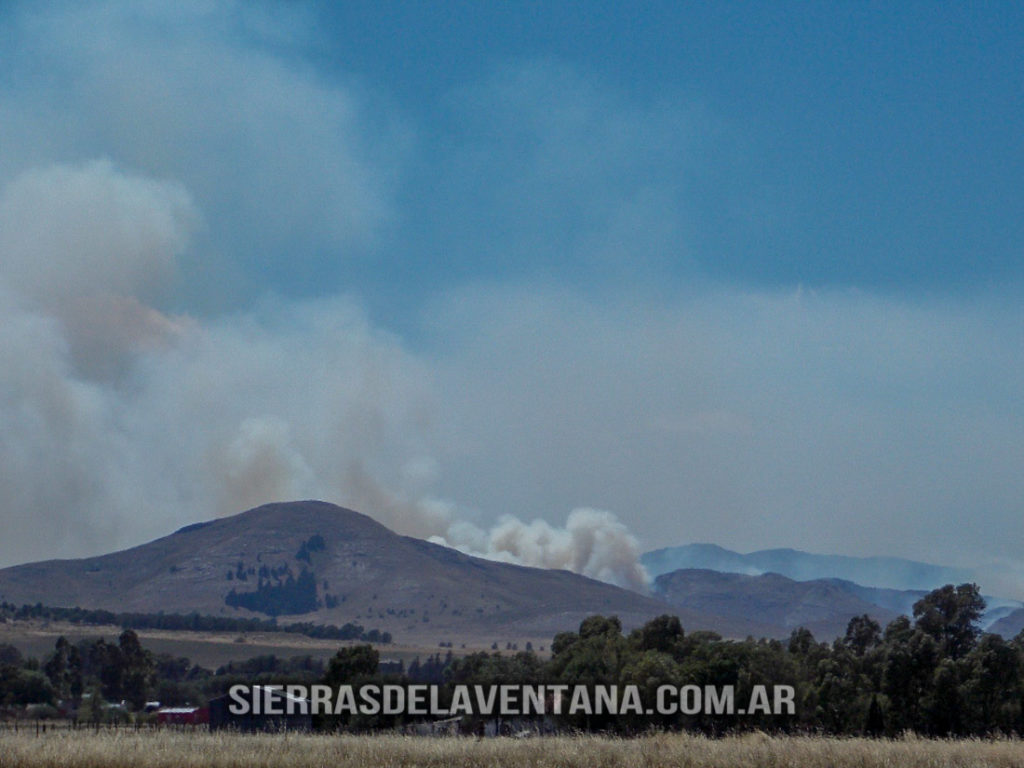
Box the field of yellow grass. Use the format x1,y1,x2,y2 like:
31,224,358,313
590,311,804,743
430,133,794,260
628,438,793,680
1,730,1023,768
0,619,451,670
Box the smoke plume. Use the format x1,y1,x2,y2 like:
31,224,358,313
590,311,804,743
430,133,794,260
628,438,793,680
0,159,652,591
430,508,650,592
2,0,1023,597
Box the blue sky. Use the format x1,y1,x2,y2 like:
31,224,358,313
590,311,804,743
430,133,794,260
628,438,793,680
282,2,1024,305
0,1,1022,594
6,1,1020,314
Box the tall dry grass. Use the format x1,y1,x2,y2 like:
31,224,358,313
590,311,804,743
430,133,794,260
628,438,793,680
1,730,1023,768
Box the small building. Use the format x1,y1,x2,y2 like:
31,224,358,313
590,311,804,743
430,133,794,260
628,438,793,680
157,706,209,726
208,686,311,732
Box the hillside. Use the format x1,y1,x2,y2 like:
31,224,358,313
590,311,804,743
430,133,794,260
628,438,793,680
652,568,901,640
0,501,768,646
988,608,1024,638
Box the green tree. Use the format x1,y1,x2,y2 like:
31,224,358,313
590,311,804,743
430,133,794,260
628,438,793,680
913,583,985,660
89,639,124,702
864,693,885,737
579,615,623,640
927,658,964,736
814,653,859,733
634,614,684,656
119,629,154,710
324,644,379,686
842,615,882,657
960,633,1022,734
0,668,54,706
619,649,682,729
67,645,84,702
82,685,106,724
882,625,938,733
550,631,578,657
43,636,70,698
546,616,630,730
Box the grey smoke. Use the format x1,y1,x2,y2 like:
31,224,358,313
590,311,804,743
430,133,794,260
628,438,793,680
0,160,651,591
1,1,1023,601
430,508,650,593
0,159,1023,600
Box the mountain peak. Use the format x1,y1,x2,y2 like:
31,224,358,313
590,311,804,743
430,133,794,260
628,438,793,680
172,500,393,541
0,499,688,645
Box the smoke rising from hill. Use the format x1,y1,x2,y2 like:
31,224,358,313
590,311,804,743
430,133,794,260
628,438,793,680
3,154,1024,600
2,158,1024,598
1,1,1023,600
430,508,650,592
0,160,651,590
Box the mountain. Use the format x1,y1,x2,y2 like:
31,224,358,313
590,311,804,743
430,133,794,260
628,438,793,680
987,608,1024,638
6,503,1012,646
650,564,1021,637
0,501,772,645
652,569,901,640
643,543,972,592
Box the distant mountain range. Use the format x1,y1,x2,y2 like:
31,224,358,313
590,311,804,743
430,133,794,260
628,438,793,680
642,543,972,592
642,543,1021,632
651,569,901,640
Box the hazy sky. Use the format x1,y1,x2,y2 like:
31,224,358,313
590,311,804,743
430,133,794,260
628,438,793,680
0,2,1022,594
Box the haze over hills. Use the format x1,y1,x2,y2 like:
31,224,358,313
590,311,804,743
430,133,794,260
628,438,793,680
642,543,973,592
0,501,774,646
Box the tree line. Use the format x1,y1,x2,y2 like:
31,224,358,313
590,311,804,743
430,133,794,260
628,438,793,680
3,583,1023,736
321,583,1023,736
0,629,338,718
0,602,391,643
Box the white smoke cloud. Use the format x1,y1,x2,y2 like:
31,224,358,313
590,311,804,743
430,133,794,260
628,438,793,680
213,416,317,517
0,159,196,307
431,508,650,592
2,1,1023,605
0,286,119,556
0,160,653,594
1,156,1023,601
0,160,199,559
0,160,198,381
0,1,398,310
422,283,1024,595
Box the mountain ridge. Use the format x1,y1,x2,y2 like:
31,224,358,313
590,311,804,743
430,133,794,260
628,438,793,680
642,542,973,592
5,502,1012,645
0,501,772,645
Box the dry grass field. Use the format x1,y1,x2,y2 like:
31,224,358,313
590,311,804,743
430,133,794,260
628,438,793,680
0,620,468,670
1,730,1023,768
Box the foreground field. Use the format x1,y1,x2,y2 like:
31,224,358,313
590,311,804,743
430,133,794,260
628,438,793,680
0,620,466,669
1,730,1023,768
